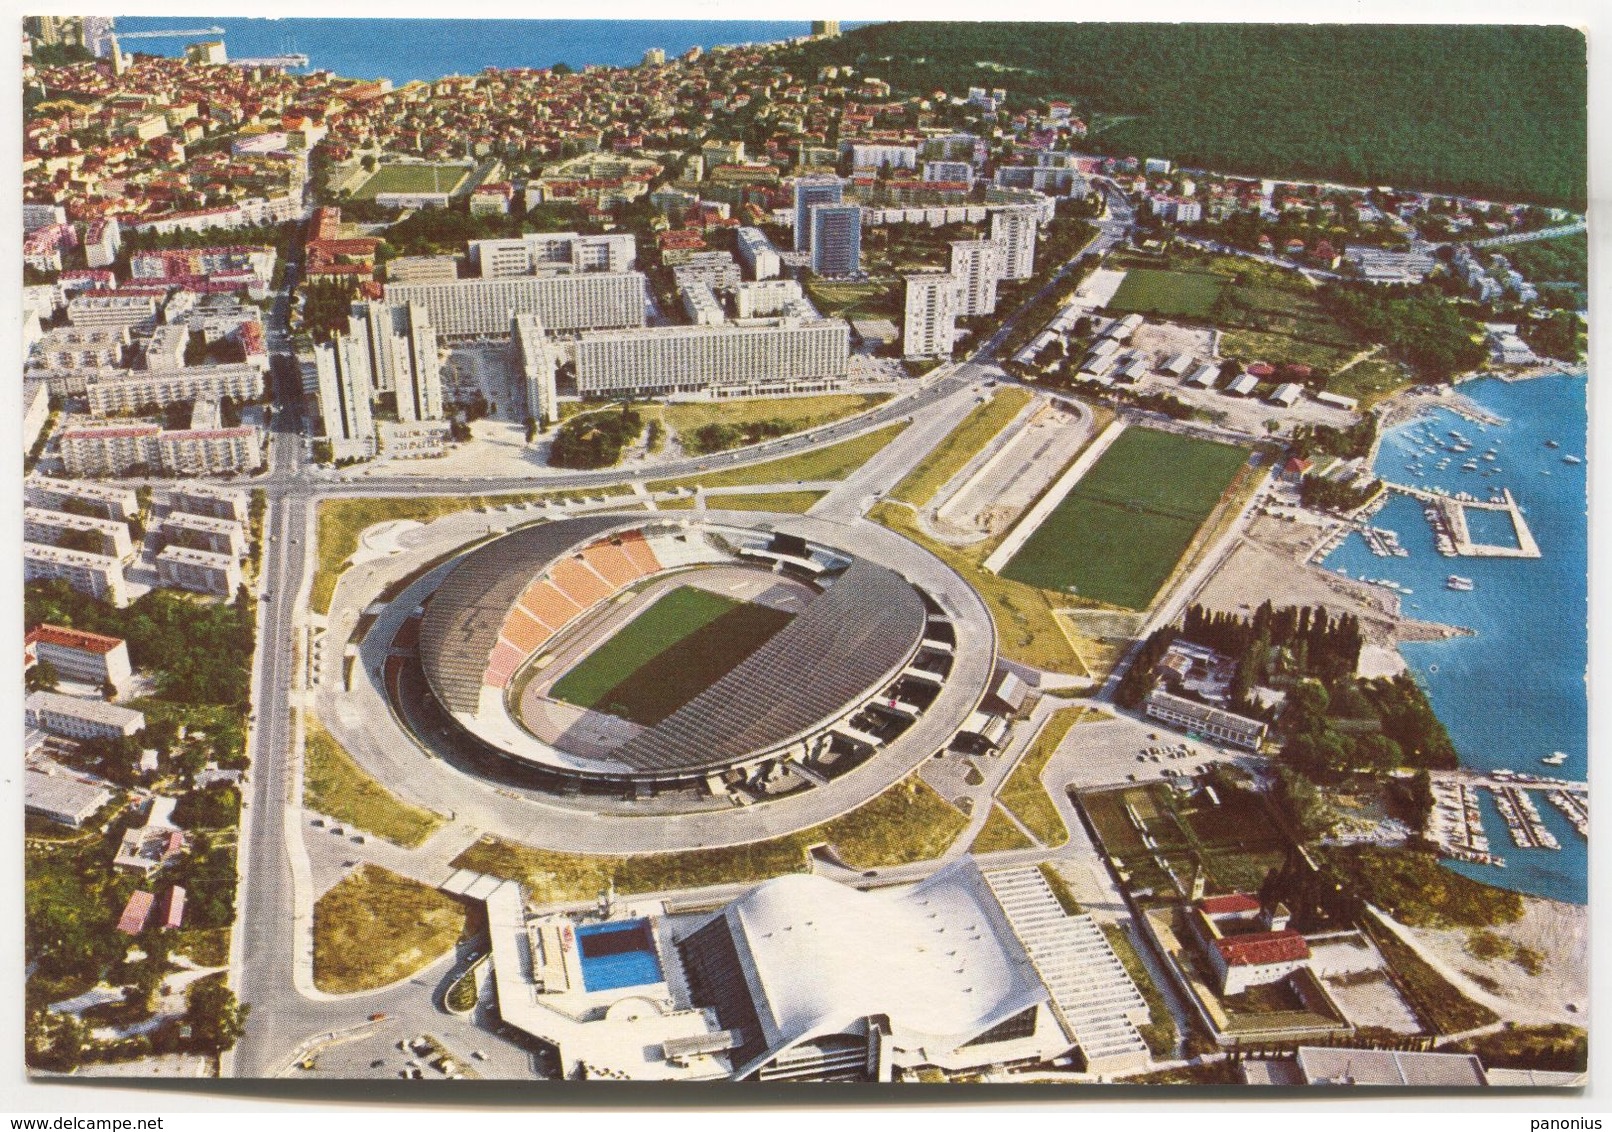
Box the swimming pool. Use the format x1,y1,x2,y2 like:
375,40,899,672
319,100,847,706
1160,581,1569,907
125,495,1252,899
575,918,664,993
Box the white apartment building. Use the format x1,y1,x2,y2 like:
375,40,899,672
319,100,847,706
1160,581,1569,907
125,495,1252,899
24,541,129,606
672,252,741,293
60,421,264,477
734,279,807,319
574,319,851,398
163,511,246,558
156,544,242,596
385,272,647,339
903,273,960,358
26,690,145,742
679,279,726,326
31,325,129,372
24,506,134,560
358,302,443,422
949,239,1005,317
469,232,637,278
849,143,918,171
387,255,460,284
26,477,138,521
991,206,1040,280
26,625,133,695
67,293,160,330
60,423,160,477
168,483,249,523
85,363,264,416
314,333,378,458
511,313,560,425
735,227,781,281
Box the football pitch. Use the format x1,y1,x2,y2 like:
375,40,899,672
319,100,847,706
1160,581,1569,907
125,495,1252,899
548,586,794,726
353,162,474,200
1001,428,1249,610
1108,268,1228,319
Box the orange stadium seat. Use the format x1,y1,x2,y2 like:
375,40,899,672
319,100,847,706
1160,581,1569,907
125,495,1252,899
550,557,612,609
500,606,553,654
583,541,641,588
617,531,661,575
525,581,582,628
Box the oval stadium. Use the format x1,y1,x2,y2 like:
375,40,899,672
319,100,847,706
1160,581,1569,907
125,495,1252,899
411,513,992,799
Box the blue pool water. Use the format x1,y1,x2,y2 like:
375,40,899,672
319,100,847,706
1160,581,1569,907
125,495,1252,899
1323,373,1588,904
576,919,663,993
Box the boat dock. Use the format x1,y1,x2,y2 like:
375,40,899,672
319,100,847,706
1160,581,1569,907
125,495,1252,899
1427,779,1501,865
1387,483,1541,558
1547,790,1589,838
1492,786,1561,850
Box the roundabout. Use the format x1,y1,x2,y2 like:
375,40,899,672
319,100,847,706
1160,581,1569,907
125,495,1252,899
315,506,999,852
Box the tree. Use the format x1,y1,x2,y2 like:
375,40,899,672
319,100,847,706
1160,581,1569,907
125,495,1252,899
185,976,248,1054
26,659,59,692
524,416,538,444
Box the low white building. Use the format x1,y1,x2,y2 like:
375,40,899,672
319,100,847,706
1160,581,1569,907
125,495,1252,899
26,690,145,741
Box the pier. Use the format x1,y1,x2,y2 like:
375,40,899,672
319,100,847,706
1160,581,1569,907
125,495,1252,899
1386,483,1541,558
1493,786,1560,850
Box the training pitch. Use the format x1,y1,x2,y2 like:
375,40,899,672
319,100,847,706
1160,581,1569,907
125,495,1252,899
547,586,794,726
1108,268,1229,320
1002,428,1249,610
353,162,474,200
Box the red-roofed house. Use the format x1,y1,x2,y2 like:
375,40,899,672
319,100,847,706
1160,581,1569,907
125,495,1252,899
1189,892,1310,993
161,885,186,930
117,889,155,935
25,624,132,694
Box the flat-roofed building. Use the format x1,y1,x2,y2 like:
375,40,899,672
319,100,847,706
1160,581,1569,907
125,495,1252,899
25,541,129,606
31,325,129,372
67,292,159,330
469,231,637,277
734,279,808,319
1144,688,1268,750
736,227,781,280
808,203,862,277
903,272,959,359
511,313,560,425
679,279,727,326
26,769,112,828
354,301,443,422
387,255,460,284
141,323,190,371
167,483,249,523
27,689,145,741
672,252,741,294
60,422,161,477
949,239,1004,317
156,544,241,596
792,175,844,252
992,206,1042,281
24,506,134,560
25,477,138,521
574,318,850,398
85,363,264,416
26,624,133,694
24,380,50,453
385,272,647,339
1288,1047,1488,1088
163,511,247,558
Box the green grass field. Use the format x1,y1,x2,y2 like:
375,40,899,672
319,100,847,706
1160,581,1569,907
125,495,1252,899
548,587,793,725
1109,268,1228,319
1002,428,1249,610
649,421,908,492
889,387,1033,507
353,162,473,200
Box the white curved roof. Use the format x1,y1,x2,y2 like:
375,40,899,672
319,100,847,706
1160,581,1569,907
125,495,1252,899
721,860,1048,1066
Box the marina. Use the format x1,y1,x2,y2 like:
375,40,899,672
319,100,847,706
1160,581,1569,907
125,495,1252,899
1547,790,1589,839
1492,786,1562,851
1388,483,1542,559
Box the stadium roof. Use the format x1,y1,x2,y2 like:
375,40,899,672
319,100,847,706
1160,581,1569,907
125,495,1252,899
418,516,635,715
606,557,927,775
688,859,1049,1079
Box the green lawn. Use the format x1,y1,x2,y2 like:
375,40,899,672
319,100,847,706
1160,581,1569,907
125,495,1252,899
971,804,1035,853
548,587,793,725
697,490,826,513
649,421,909,492
663,393,889,443
353,162,473,200
1002,428,1250,610
889,387,1034,507
313,865,467,994
997,706,1093,847
1109,268,1228,319
303,716,443,848
452,774,968,903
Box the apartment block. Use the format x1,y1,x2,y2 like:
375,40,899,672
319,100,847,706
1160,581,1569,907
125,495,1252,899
25,477,138,521
168,483,249,524
574,318,851,398
163,511,247,558
385,272,647,339
24,506,134,560
991,206,1040,280
26,690,146,742
949,239,1005,317
85,363,264,416
511,313,560,425
903,273,960,358
24,541,128,606
26,625,133,695
156,544,242,596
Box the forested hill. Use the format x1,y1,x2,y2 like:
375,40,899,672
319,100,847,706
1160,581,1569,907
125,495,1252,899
781,23,1586,209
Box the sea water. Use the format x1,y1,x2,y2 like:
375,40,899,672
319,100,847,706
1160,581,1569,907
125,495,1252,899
1323,373,1588,903
110,17,833,81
